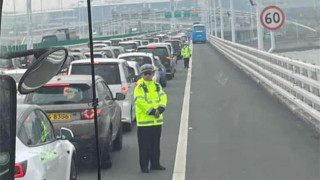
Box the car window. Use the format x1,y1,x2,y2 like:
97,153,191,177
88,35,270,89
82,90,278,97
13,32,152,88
93,54,103,58
27,84,92,105
18,110,55,146
96,82,106,100
101,82,113,100
113,49,120,58
105,50,113,58
121,56,152,66
123,65,131,83
71,63,121,85
120,43,138,50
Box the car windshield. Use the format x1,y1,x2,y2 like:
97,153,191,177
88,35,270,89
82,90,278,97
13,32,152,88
27,84,92,105
194,26,204,31
71,64,121,84
121,56,152,66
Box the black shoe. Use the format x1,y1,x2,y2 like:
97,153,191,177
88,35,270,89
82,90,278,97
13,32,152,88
141,168,150,173
151,165,166,170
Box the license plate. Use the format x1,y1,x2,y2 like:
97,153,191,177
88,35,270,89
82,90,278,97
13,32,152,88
47,113,71,121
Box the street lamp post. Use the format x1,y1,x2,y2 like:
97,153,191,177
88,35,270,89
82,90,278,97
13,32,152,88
218,0,224,39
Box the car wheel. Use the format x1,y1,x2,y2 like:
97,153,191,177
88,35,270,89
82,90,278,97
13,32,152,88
123,122,132,132
70,156,77,180
113,123,123,151
101,129,112,169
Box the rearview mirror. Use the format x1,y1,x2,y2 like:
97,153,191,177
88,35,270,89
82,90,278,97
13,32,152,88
17,48,68,94
115,93,126,101
60,128,74,141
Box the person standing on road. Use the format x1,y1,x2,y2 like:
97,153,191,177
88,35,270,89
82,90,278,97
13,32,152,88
134,64,168,173
181,44,191,69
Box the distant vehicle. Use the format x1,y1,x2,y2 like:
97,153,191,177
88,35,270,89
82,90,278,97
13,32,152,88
118,41,139,52
165,40,183,60
141,40,149,46
93,44,109,49
15,104,76,179
40,28,78,43
69,52,87,60
93,47,116,58
69,59,136,131
110,38,123,46
118,52,160,83
153,38,160,43
84,51,109,59
109,46,125,58
24,75,124,168
154,56,167,87
137,44,176,80
149,43,177,63
0,58,23,71
87,41,109,48
126,61,140,82
192,24,206,43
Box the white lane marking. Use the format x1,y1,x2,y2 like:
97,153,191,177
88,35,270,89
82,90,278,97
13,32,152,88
172,43,193,180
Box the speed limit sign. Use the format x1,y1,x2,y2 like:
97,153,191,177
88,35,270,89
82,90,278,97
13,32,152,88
260,6,285,31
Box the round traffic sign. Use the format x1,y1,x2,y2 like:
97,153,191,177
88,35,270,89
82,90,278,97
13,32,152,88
260,5,285,31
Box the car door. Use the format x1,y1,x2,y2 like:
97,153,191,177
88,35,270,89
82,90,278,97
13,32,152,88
101,82,120,140
34,109,69,179
18,109,65,179
96,82,112,138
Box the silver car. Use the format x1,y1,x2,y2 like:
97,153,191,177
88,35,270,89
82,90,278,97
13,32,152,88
24,75,124,168
68,59,136,131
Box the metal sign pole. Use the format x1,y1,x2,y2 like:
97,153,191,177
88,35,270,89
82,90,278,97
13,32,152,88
218,0,224,39
256,0,264,50
230,0,235,42
213,0,217,37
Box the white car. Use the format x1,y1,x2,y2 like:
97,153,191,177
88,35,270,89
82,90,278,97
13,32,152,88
68,59,136,131
118,52,160,83
14,104,76,180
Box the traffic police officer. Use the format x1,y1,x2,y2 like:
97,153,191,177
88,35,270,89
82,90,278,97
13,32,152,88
134,64,167,173
181,43,191,69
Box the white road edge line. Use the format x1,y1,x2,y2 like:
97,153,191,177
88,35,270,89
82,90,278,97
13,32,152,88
172,43,193,180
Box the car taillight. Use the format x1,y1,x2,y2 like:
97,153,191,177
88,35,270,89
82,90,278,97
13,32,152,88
147,46,157,49
122,85,129,94
14,161,27,178
166,57,171,61
62,72,67,76
82,109,102,120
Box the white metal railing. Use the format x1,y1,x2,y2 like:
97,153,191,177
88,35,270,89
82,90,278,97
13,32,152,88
207,34,320,126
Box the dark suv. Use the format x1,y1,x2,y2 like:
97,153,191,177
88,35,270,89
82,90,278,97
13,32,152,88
137,45,176,80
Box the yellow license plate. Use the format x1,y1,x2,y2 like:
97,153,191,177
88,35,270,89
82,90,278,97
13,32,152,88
47,113,71,121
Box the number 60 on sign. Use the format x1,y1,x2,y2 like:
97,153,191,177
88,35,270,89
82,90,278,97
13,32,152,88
260,5,285,31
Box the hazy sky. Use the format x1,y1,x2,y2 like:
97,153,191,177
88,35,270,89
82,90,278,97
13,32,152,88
3,0,82,12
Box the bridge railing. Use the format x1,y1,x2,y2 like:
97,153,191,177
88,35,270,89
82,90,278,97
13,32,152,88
207,34,320,128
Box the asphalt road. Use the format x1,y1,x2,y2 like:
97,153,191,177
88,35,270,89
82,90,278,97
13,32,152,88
78,43,319,180
186,43,319,180
78,60,188,180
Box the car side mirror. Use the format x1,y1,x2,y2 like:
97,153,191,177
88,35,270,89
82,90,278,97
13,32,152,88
115,93,126,100
60,128,74,141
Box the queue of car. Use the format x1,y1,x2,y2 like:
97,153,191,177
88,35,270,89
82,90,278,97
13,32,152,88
2,30,190,179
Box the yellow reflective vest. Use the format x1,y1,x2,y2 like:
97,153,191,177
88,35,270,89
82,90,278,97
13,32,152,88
134,78,167,127
181,46,191,58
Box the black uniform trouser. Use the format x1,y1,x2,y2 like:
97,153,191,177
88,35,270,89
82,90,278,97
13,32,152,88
137,125,162,170
184,58,190,68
